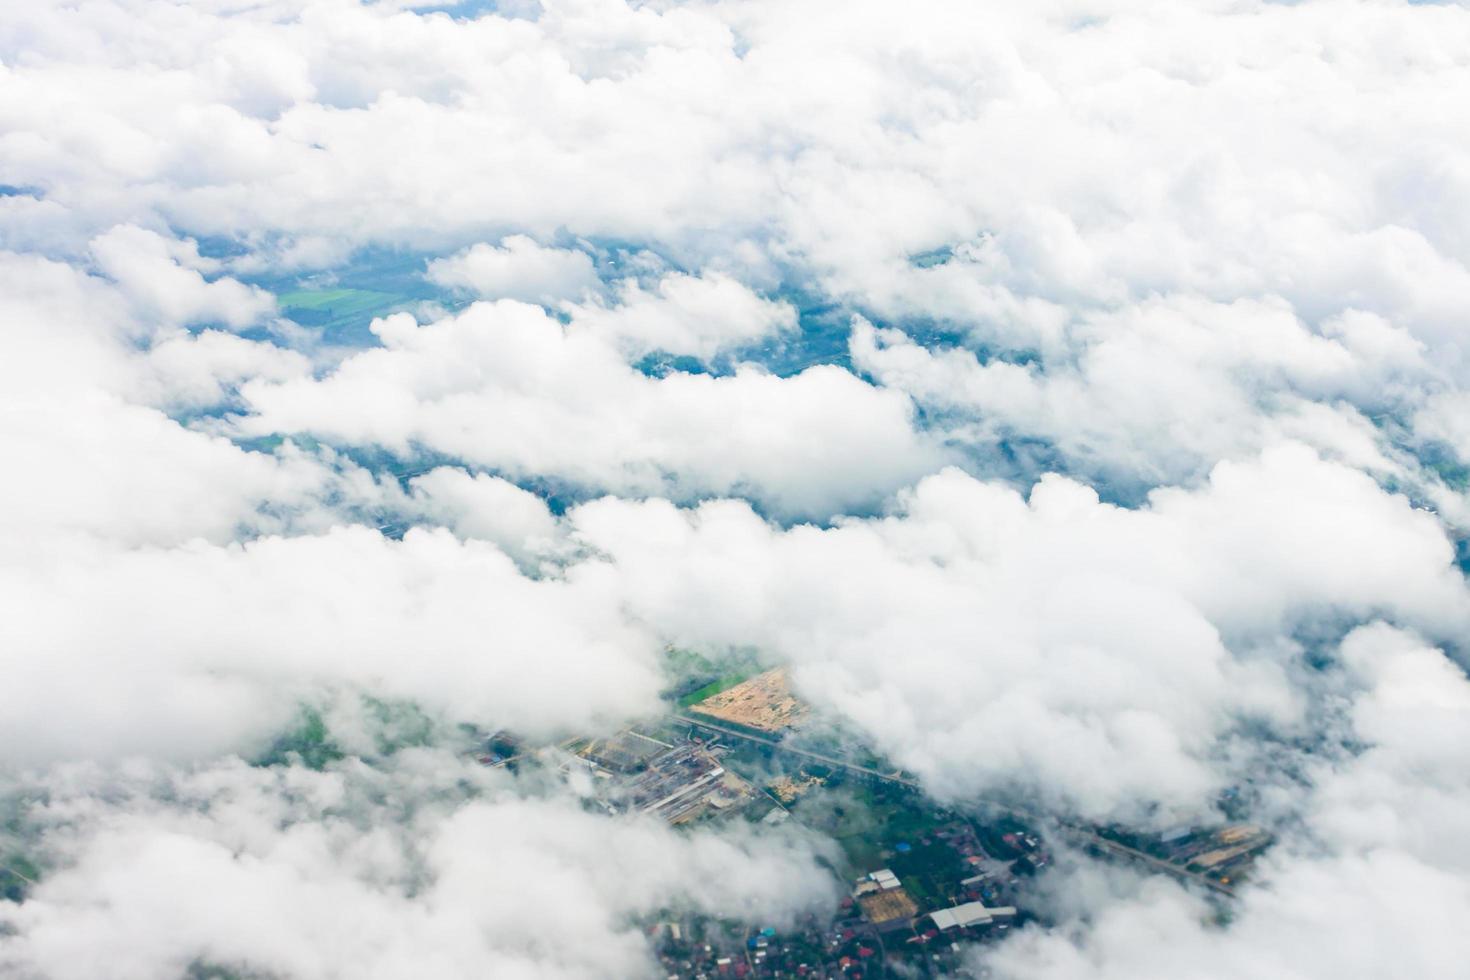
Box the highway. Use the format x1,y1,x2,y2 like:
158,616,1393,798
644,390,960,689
674,714,925,787
1068,831,1236,896
674,713,1237,898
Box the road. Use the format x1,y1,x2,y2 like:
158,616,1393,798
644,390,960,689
1059,827,1236,896
674,714,925,787
674,713,1237,898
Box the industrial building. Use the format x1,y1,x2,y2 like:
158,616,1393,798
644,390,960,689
928,902,1017,931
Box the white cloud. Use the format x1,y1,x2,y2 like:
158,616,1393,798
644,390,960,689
0,526,664,766
979,625,1470,980
141,328,313,412
408,466,564,565
852,297,1430,489
0,249,339,556
569,444,1469,820
3,1,1470,976
426,236,601,304
1,0,1462,366
1414,390,1470,461
233,300,943,519
0,754,837,980
89,225,275,328
568,270,797,360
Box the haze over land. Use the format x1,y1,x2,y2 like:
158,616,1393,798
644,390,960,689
2,1,1470,977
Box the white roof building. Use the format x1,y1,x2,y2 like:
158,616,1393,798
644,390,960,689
929,902,1017,930
869,869,901,891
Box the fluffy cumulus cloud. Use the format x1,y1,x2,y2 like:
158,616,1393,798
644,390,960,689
979,625,1470,980
230,298,941,518
570,444,1469,818
0,525,671,765
0,755,837,980
851,299,1431,490
0,247,324,556
88,225,276,329
3,0,1470,978
4,0,1468,345
426,236,601,304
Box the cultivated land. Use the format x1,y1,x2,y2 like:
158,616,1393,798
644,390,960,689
276,287,409,344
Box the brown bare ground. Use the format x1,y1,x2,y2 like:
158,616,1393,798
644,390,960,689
859,889,919,924
688,667,810,732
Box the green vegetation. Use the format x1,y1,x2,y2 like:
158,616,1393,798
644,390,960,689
784,781,944,877
890,838,963,906
364,697,438,755
661,646,762,706
254,707,344,771
2,852,40,901
678,671,753,707
251,698,444,771
185,962,272,980
1419,444,1470,492
277,286,399,316
976,817,1030,859
276,287,408,343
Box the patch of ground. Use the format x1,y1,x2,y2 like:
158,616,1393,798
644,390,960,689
768,773,824,804
688,667,810,733
858,889,919,924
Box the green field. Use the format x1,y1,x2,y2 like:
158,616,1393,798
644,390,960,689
782,781,946,878
277,287,408,343
277,286,400,313
677,671,753,707
663,646,763,707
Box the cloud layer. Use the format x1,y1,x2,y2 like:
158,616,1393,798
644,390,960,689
3,1,1470,978
0,755,836,980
